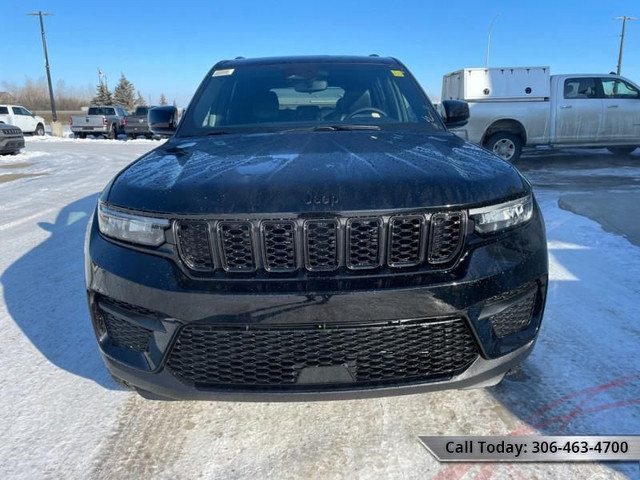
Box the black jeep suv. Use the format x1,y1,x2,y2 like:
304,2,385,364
85,56,548,400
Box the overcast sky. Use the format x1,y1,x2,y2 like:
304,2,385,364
3,0,638,105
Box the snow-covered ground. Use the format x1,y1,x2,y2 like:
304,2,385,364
0,136,638,479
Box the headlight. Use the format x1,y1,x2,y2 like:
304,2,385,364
97,201,170,246
469,194,533,234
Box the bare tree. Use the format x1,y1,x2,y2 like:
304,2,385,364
1,77,91,110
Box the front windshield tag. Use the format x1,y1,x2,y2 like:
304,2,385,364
391,70,405,77
212,69,235,77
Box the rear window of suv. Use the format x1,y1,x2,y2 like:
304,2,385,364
179,62,443,136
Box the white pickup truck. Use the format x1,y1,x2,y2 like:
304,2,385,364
0,105,46,135
442,67,640,161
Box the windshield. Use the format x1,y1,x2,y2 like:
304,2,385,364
178,62,444,137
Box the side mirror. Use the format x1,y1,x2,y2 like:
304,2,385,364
441,100,469,128
149,106,178,137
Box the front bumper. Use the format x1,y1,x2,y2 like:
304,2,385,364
0,135,25,153
86,210,548,400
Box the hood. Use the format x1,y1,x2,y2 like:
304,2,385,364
106,130,529,214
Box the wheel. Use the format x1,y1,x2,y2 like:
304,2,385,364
607,146,637,155
345,107,388,120
75,132,86,139
484,132,523,163
35,123,45,136
145,133,153,140
107,124,117,140
126,134,135,140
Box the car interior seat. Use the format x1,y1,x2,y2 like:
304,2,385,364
251,91,280,122
564,83,577,98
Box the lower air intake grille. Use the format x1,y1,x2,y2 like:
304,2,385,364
102,311,153,353
166,318,478,388
489,289,537,338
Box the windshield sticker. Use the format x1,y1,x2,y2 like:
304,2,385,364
391,70,405,77
212,69,235,77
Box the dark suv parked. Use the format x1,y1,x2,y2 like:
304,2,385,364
85,56,548,400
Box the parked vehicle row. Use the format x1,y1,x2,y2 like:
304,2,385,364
442,67,640,162
69,105,160,140
0,105,45,136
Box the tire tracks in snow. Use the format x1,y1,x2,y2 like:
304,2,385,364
90,395,205,479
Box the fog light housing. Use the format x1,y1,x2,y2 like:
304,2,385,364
488,288,537,338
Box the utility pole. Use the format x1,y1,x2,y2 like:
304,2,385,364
27,11,57,123
615,16,636,75
486,15,500,68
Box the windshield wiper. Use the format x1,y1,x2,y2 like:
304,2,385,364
204,130,232,136
279,125,380,133
313,124,380,131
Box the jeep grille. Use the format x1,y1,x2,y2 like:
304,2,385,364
175,211,465,275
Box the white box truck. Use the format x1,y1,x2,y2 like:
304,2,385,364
442,67,640,162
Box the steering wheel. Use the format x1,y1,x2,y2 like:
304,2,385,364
345,108,388,120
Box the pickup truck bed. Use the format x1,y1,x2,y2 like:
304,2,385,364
70,106,128,139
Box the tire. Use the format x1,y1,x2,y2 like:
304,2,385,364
75,132,86,139
35,123,45,136
145,134,153,140
107,124,117,140
126,134,135,140
607,146,637,155
484,132,523,163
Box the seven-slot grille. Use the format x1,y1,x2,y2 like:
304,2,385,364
175,212,465,274
2,128,22,136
